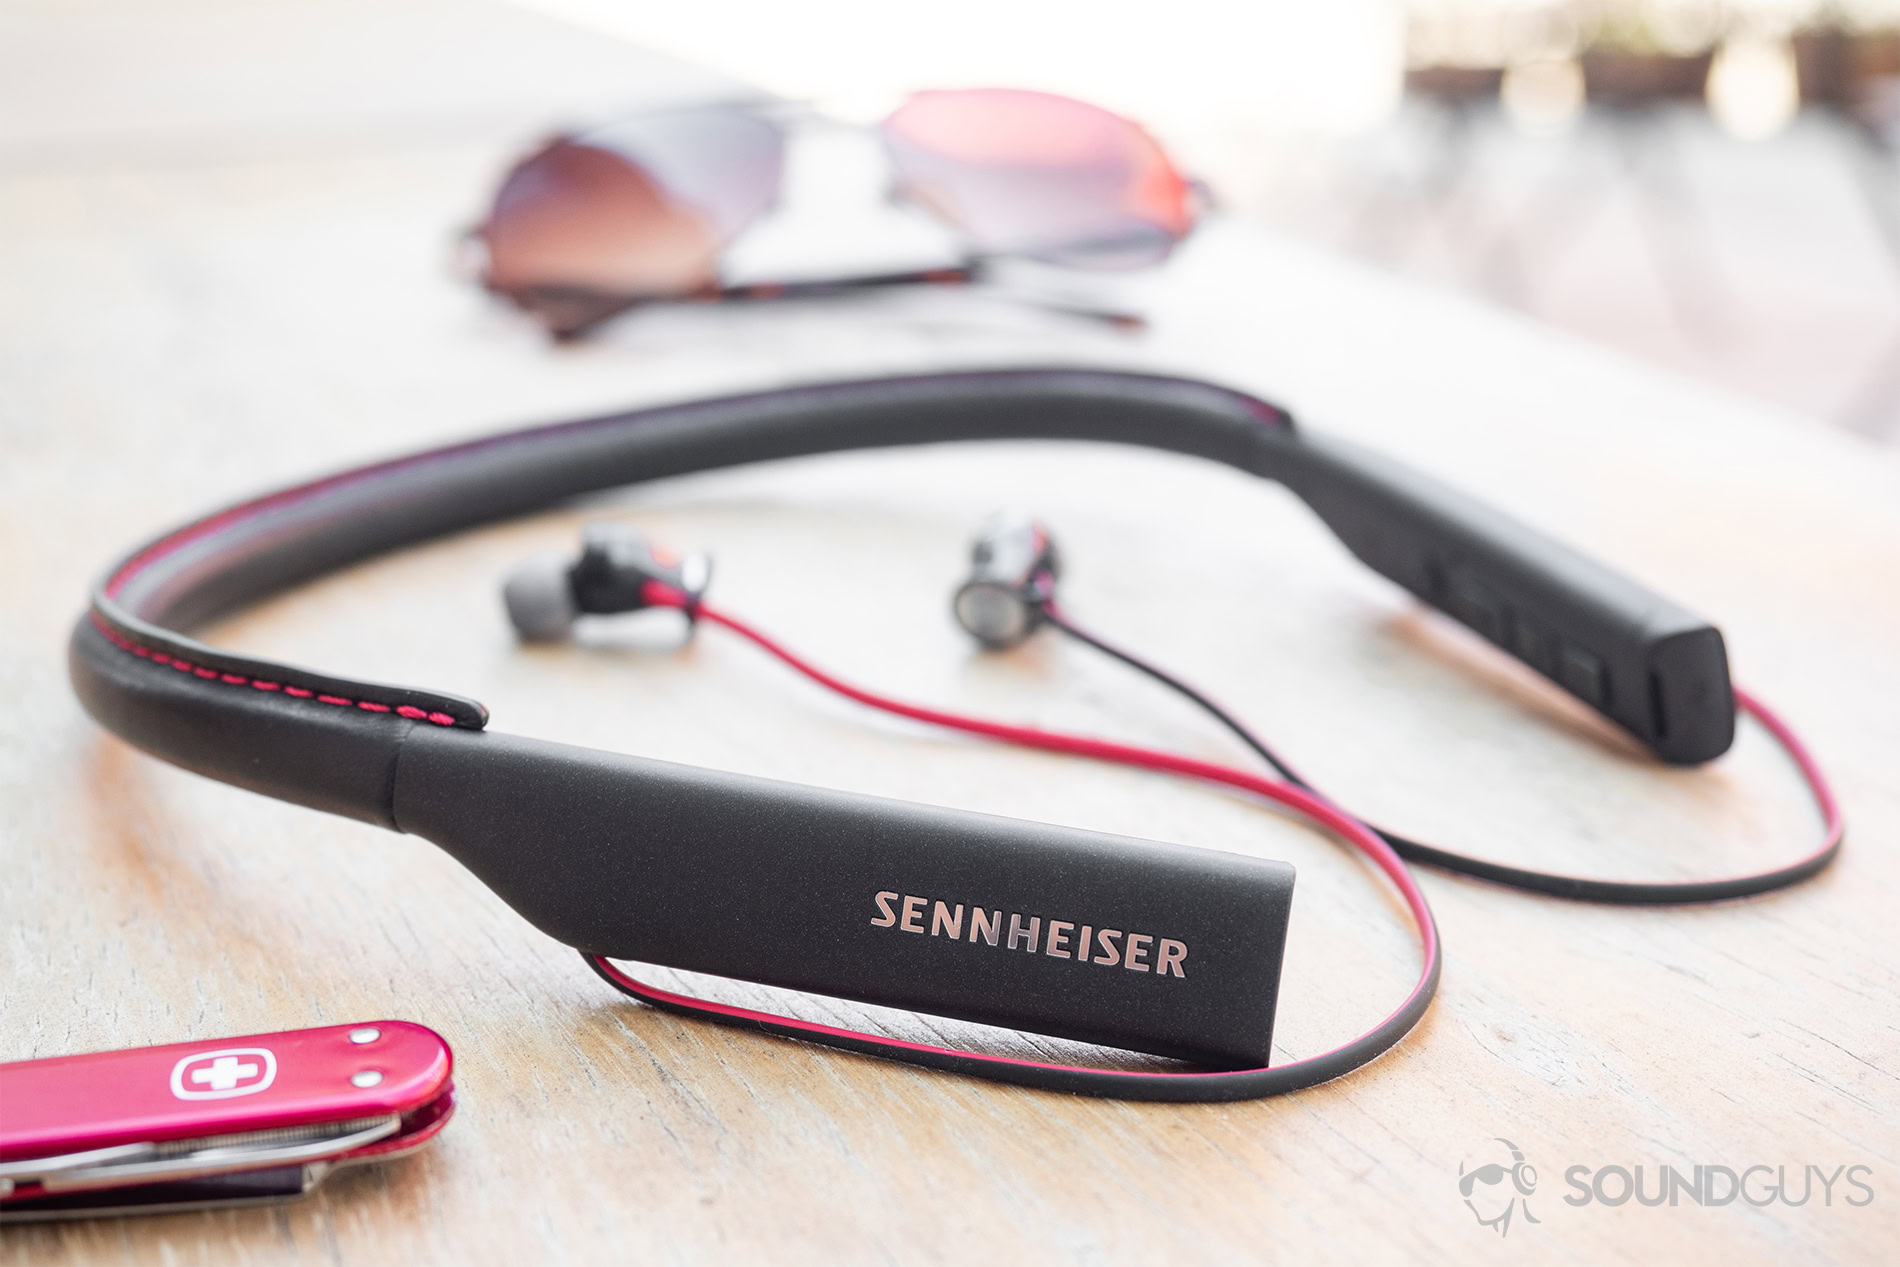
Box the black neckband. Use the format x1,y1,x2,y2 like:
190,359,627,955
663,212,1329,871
67,367,1743,1098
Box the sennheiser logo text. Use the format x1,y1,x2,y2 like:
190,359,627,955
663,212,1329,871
871,891,1188,977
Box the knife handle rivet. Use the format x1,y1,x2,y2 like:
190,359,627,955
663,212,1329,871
351,1070,384,1088
348,1027,381,1045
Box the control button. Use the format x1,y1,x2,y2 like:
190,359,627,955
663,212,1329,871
1558,644,1607,706
1509,617,1556,675
351,1070,384,1088
348,1027,381,1045
1448,577,1506,644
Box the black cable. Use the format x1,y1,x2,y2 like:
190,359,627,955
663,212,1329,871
585,949,1437,1103
1039,603,1842,905
581,590,1443,1101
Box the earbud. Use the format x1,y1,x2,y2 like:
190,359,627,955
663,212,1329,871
951,514,1060,650
503,549,582,640
503,522,711,641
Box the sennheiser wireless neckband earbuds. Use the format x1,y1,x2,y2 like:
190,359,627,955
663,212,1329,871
68,367,1840,1101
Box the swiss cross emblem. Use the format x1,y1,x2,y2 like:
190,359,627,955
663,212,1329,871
170,1047,278,1100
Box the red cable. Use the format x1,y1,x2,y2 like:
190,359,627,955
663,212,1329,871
590,581,1441,1091
596,580,1840,1094
1733,684,1845,856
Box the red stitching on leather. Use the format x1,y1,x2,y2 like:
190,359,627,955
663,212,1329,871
91,619,456,726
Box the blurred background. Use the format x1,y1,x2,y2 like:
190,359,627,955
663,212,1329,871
511,0,1900,438
5,0,1898,438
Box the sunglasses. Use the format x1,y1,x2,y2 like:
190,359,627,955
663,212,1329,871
471,89,1203,338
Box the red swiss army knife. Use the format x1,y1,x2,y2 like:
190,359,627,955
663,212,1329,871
0,1021,454,1220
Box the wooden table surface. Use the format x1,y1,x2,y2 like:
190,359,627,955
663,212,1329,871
4,4,1897,1264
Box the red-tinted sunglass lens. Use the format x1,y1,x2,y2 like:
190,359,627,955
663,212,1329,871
880,89,1194,268
582,107,784,242
482,141,720,297
480,108,783,298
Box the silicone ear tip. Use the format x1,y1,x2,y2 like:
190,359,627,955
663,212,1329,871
503,550,579,640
